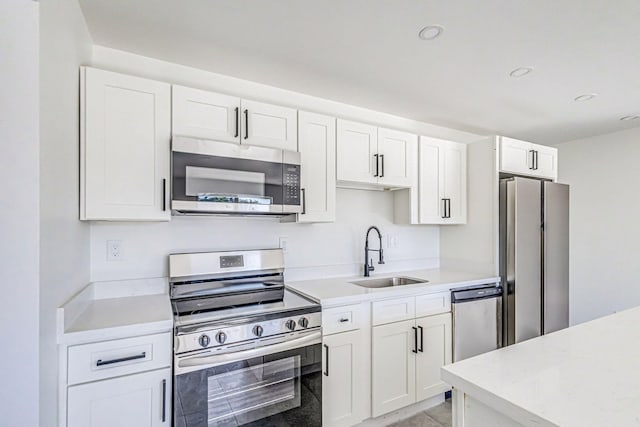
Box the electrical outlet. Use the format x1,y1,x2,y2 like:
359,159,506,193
107,240,123,261
387,235,399,249
278,236,289,254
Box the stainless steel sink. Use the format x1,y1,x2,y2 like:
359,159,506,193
351,276,427,288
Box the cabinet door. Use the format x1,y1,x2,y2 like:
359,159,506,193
336,120,378,184
534,144,558,180
415,313,452,401
377,128,417,188
499,137,533,176
241,99,297,151
442,142,467,224
172,85,240,142
323,330,368,427
418,136,445,224
371,319,416,417
82,67,170,221
68,368,171,427
297,111,336,223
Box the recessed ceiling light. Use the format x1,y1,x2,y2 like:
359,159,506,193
620,115,639,121
574,93,598,102
509,67,534,78
418,25,444,41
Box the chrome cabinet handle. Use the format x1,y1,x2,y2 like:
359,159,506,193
529,150,535,170
324,344,329,376
161,379,166,422
301,188,306,215
96,351,146,367
534,150,539,170
373,154,379,177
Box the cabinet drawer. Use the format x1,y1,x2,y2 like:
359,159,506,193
68,332,172,386
372,296,415,326
323,304,364,335
415,292,451,317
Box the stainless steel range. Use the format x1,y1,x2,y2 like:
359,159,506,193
169,249,322,427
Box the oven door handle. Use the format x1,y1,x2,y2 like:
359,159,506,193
175,331,322,375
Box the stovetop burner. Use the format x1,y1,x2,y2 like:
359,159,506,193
169,249,321,355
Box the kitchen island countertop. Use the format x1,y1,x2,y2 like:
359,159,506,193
441,305,640,427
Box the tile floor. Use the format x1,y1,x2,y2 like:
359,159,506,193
388,399,452,427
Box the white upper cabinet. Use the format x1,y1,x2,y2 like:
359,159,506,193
377,128,417,188
81,67,171,221
241,99,298,151
297,111,336,223
172,85,240,143
171,86,297,151
337,119,416,189
499,136,558,180
417,136,467,225
336,120,378,184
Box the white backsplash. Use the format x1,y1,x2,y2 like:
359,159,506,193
90,188,440,282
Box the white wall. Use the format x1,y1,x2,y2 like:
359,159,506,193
558,127,640,325
0,1,40,425
39,0,93,424
91,189,440,282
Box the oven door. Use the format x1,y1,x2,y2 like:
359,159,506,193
174,331,321,427
171,136,301,215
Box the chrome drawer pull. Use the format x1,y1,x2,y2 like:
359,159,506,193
96,351,146,367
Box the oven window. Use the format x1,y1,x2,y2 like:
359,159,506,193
172,151,284,205
175,344,322,427
208,356,300,425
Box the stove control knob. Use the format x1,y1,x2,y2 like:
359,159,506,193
299,317,309,328
253,325,264,337
215,331,227,344
198,334,210,348
285,320,296,331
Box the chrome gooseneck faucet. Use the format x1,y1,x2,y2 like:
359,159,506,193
364,226,385,277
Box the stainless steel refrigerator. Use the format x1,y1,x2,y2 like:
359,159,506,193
499,177,569,345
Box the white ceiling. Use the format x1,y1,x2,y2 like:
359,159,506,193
78,0,640,145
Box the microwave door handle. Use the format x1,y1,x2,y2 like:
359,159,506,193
301,188,306,215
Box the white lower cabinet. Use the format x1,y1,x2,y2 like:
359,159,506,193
323,330,368,426
371,319,417,417
416,313,453,401
371,312,452,417
67,367,171,427
322,303,370,426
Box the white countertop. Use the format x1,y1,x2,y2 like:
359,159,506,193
441,306,640,427
286,268,500,306
57,278,173,345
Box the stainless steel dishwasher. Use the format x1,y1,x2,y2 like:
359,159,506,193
452,285,503,362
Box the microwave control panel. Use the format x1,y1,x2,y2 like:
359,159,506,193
283,164,301,205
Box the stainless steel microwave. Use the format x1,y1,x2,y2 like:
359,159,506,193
171,136,302,215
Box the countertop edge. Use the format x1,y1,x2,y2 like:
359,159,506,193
441,367,559,427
